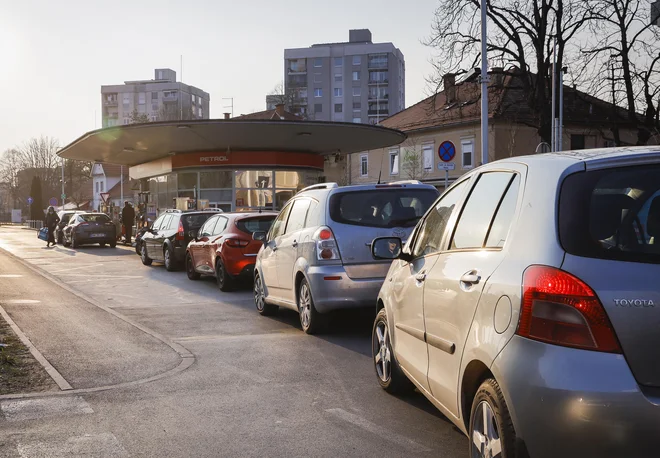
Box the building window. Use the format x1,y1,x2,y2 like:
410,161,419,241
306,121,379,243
571,134,585,150
150,115,157,122
152,103,158,112
198,107,203,117
335,73,342,82
461,138,474,169
352,71,361,81
353,102,361,110
314,58,322,68
334,104,343,113
314,104,322,113
360,154,368,177
314,73,322,83
368,53,389,69
352,56,361,66
334,57,343,67
151,92,158,100
389,148,400,176
123,94,130,107
422,143,434,171
123,118,129,125
96,182,99,193
353,87,361,97
138,92,146,105
100,181,104,192
334,88,342,97
352,117,361,123
298,88,308,99
314,88,322,98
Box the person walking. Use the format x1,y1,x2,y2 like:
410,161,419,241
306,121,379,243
122,201,135,245
43,206,60,247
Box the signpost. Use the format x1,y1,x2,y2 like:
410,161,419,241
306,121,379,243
438,142,456,189
100,192,110,204
27,196,33,206
49,197,58,207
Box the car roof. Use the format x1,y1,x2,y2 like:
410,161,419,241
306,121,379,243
295,181,438,199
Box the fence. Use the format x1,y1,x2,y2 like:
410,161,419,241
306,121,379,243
24,220,43,230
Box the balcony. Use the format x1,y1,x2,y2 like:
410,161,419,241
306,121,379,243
287,67,307,74
368,109,389,116
368,61,388,69
368,79,389,86
103,99,118,106
162,94,178,103
368,93,389,101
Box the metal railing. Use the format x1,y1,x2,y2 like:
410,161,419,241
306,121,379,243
24,220,43,230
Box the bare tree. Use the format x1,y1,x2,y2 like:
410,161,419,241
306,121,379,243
269,81,314,120
157,105,194,121
129,109,150,124
400,138,430,181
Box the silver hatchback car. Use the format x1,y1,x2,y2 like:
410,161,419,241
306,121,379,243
252,181,439,334
371,147,660,458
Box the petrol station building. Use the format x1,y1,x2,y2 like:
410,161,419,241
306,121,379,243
57,119,406,217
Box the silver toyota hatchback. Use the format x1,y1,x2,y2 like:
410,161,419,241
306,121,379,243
371,147,660,458
252,181,439,334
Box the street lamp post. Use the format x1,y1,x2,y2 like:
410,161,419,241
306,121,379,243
480,0,490,165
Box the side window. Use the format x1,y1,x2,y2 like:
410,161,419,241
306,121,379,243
285,199,311,234
485,175,520,248
213,217,228,235
151,215,165,231
159,215,172,232
167,216,180,230
412,180,468,258
200,217,217,237
304,200,320,228
451,172,515,249
269,203,293,239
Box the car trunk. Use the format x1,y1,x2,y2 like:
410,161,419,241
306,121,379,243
236,216,276,257
80,221,114,237
562,255,660,387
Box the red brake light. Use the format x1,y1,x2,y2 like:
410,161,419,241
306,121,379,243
319,229,332,240
176,221,185,240
517,266,621,353
225,238,249,247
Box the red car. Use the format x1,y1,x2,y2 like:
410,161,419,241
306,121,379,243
186,211,277,291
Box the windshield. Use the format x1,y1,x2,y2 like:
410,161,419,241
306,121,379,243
80,214,110,223
559,165,660,264
182,213,213,230
236,216,276,234
329,188,438,228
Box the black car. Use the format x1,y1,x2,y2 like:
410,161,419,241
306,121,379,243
55,210,84,244
140,209,220,271
63,213,117,248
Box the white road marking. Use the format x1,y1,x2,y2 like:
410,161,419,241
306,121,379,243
17,433,129,457
0,274,22,278
325,408,432,453
1,396,93,422
2,300,40,304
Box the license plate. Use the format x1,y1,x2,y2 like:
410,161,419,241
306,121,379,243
91,233,105,238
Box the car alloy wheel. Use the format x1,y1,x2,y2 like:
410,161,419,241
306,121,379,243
186,253,200,280
254,273,277,316
297,279,322,334
471,401,502,458
164,247,176,271
469,379,515,458
216,259,233,291
373,319,391,383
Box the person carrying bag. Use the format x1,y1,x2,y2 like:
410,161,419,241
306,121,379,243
42,206,60,247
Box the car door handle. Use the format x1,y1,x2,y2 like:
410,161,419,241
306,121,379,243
460,271,481,285
292,240,298,248
415,272,427,282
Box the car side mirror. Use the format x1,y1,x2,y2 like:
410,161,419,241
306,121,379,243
372,237,412,262
252,231,267,242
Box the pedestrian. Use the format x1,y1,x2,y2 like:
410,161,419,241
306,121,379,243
43,206,60,247
122,201,135,245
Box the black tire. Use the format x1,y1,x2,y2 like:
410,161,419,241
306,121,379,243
135,240,141,255
63,235,71,247
297,278,323,334
71,233,79,248
186,253,201,280
99,242,106,247
372,308,415,394
109,240,116,248
57,232,63,244
254,272,277,316
469,378,517,458
141,243,153,266
164,245,177,272
215,258,234,292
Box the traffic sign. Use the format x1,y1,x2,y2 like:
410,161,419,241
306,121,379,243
61,193,66,200
49,197,58,206
438,141,456,162
26,197,33,205
100,193,110,203
437,162,456,171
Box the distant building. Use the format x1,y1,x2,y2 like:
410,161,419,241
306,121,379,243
91,163,131,211
284,29,405,123
101,68,210,127
237,104,301,121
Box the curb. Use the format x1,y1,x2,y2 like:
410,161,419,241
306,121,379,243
0,245,196,401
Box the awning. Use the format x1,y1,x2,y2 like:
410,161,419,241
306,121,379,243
57,119,406,167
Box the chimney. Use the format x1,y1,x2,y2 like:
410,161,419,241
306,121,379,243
275,103,285,118
443,73,456,103
490,67,504,86
223,113,230,119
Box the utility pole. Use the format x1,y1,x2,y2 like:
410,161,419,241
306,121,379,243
558,66,566,151
551,37,557,152
222,98,234,118
480,0,490,165
61,158,65,208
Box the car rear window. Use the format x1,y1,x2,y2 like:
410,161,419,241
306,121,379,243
81,214,110,223
559,164,660,264
182,213,213,230
329,188,438,228
236,216,276,234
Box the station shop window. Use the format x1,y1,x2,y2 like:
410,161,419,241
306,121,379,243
200,171,233,188
178,172,198,190
235,189,273,208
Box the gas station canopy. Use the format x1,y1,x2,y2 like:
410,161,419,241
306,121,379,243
56,119,407,167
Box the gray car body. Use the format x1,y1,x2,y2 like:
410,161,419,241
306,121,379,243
377,146,660,458
255,181,439,314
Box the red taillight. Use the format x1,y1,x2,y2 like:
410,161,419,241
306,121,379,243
176,221,185,241
313,227,341,261
517,266,621,353
319,229,332,240
225,238,249,248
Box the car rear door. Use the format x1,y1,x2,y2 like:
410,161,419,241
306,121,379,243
260,203,292,297
190,216,217,274
423,170,522,417
145,215,165,258
277,199,311,301
329,187,439,280
558,162,660,388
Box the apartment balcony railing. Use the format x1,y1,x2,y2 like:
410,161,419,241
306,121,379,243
368,109,389,116
368,94,389,101
103,99,118,106
162,94,178,103
368,79,389,85
287,67,307,74
368,61,388,69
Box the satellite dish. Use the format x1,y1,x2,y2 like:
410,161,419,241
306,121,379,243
536,142,551,154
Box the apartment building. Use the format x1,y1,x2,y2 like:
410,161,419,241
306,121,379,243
101,68,210,127
284,29,405,123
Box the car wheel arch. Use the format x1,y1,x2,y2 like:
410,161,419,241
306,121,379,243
460,360,494,432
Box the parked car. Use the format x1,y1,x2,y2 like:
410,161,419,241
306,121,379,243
62,212,117,248
140,209,220,271
186,211,277,291
55,210,84,244
252,181,440,333
369,147,660,458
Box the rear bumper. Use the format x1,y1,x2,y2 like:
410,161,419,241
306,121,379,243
225,255,257,278
306,265,383,313
75,235,116,244
492,335,660,458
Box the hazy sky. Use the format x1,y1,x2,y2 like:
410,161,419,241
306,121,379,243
0,0,441,153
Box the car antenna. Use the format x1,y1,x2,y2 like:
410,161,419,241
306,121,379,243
377,169,382,184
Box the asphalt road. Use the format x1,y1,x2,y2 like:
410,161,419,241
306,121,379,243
0,226,466,457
